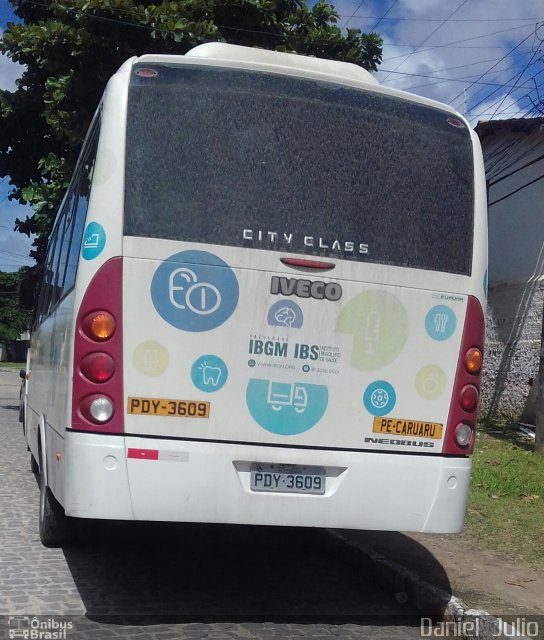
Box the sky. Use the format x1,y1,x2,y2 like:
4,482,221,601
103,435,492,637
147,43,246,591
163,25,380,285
0,0,543,271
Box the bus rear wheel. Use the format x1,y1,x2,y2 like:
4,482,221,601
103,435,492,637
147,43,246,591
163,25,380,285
38,449,76,547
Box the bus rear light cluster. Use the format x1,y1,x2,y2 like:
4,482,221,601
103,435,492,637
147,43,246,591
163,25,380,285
71,258,123,433
442,296,485,456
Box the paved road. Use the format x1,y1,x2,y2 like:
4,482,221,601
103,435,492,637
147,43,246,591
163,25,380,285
0,368,425,639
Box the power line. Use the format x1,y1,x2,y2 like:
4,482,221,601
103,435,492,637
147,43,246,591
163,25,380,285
488,152,544,187
488,173,544,206
377,66,543,90
381,0,470,83
337,15,544,23
340,0,367,32
450,27,540,109
371,0,400,31
384,22,542,62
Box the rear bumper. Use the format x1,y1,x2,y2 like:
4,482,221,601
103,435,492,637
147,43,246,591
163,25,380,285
64,432,472,533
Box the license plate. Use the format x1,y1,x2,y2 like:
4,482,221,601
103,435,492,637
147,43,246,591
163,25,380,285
127,397,210,418
372,417,443,439
250,463,326,495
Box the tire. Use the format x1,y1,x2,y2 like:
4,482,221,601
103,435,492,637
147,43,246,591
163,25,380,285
30,452,38,474
38,447,76,547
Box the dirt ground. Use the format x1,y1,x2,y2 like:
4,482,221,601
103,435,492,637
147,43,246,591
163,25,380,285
340,529,544,616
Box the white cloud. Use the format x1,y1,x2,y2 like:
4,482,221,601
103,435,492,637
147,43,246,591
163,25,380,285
340,0,544,121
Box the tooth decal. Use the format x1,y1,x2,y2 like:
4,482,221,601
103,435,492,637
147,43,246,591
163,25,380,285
202,365,222,386
191,355,228,392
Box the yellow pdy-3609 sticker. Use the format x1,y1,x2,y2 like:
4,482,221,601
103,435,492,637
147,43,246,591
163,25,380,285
128,397,210,418
373,417,442,439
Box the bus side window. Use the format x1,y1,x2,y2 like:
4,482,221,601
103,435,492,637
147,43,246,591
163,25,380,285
34,225,60,324
31,111,100,326
63,119,100,295
49,193,76,311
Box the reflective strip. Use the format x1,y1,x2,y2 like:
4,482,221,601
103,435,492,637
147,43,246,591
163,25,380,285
127,448,159,460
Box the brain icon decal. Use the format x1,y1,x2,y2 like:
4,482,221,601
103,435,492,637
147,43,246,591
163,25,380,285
151,251,239,332
267,300,303,329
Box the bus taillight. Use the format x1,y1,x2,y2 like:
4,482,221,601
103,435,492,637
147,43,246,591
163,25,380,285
82,312,116,341
80,353,115,383
459,384,479,412
71,258,123,433
442,296,485,455
79,394,115,424
454,423,474,448
464,347,482,374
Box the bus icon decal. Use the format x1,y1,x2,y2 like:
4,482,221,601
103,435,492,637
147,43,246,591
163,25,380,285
151,251,239,332
8,616,30,639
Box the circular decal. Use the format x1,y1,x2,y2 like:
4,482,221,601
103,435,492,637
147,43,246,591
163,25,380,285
151,251,239,332
415,365,446,400
267,300,303,328
363,380,396,416
336,291,409,370
425,305,456,341
133,341,169,376
81,222,106,260
246,378,328,436
191,355,228,392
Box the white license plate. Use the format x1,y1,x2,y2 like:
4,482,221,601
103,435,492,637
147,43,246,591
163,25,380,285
250,463,325,495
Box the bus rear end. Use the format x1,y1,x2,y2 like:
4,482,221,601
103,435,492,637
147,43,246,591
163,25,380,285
67,46,486,533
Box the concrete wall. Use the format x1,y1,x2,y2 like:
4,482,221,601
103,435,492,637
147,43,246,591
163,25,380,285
480,280,543,423
477,121,544,423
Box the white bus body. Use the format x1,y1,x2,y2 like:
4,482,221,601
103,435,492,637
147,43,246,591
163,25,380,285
23,43,487,546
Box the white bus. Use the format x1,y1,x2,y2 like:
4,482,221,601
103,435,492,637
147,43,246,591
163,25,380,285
21,43,487,546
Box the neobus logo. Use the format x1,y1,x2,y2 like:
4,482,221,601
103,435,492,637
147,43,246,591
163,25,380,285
270,276,342,301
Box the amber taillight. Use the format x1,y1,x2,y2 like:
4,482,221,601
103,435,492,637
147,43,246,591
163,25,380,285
71,258,123,433
442,296,485,455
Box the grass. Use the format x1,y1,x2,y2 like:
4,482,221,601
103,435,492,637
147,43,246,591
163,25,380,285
461,422,544,570
0,362,26,369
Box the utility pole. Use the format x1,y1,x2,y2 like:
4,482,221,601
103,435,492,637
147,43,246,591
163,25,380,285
536,289,544,453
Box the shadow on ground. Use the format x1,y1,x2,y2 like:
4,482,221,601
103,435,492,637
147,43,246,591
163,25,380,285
60,520,451,626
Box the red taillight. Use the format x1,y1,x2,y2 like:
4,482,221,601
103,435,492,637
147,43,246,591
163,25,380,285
71,258,123,433
442,296,485,455
459,384,479,412
80,353,115,383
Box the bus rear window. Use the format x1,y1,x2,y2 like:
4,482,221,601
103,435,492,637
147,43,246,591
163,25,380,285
125,65,474,275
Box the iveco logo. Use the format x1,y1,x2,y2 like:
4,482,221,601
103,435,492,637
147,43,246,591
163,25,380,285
270,276,342,301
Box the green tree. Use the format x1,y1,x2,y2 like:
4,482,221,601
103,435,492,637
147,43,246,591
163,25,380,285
0,268,31,346
0,0,382,264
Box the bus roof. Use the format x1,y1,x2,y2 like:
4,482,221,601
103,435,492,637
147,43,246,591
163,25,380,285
136,42,378,86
